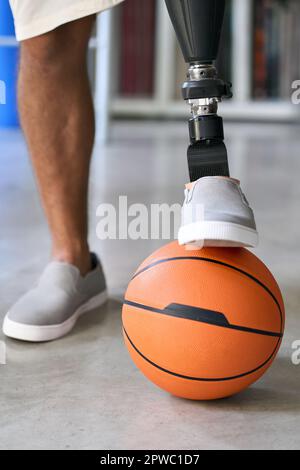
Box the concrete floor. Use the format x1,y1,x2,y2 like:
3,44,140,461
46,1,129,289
0,121,299,450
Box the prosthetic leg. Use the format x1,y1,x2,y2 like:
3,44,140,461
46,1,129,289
166,0,258,248
165,0,232,182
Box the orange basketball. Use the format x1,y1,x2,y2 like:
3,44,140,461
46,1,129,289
122,241,285,400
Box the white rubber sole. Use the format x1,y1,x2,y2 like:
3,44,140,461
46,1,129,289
3,290,108,343
178,221,259,248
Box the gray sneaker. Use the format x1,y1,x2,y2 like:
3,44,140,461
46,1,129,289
3,253,107,342
178,176,258,248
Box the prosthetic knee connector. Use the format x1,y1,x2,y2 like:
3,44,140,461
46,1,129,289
165,0,232,182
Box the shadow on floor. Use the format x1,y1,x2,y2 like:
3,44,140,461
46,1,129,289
69,298,123,339
170,356,300,413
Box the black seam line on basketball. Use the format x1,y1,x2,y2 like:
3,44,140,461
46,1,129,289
123,300,283,338
123,326,282,382
131,256,283,333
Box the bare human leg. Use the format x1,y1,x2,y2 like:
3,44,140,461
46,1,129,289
18,16,96,275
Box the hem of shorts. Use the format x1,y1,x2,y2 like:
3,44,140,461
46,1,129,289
14,0,124,41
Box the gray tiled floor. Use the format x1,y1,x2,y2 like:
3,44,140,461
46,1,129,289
0,121,299,450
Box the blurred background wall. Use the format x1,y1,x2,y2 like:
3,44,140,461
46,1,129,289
106,0,300,123
0,0,18,127
1,0,300,133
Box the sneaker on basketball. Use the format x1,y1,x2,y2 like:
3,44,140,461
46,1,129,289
178,176,258,248
2,253,107,342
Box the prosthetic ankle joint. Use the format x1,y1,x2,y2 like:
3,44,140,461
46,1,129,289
165,0,232,182
183,63,232,181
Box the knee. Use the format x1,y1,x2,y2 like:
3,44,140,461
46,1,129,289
20,24,89,74
21,32,67,70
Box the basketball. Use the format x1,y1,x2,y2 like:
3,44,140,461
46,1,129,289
122,241,285,400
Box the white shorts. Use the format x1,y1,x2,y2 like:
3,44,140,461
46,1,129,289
9,0,125,41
